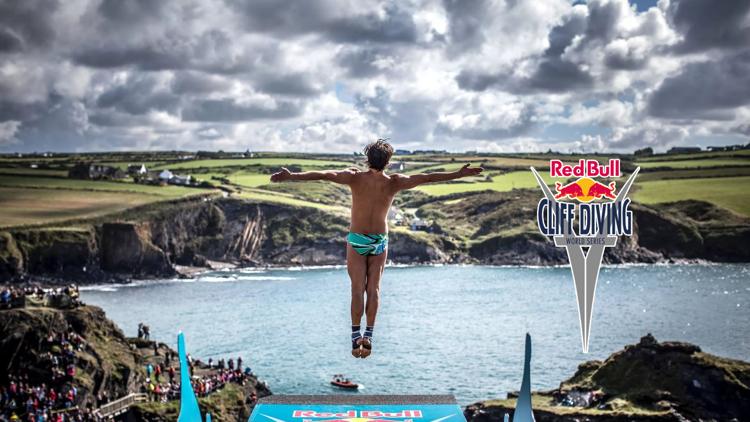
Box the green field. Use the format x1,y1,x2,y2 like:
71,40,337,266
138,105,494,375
227,173,272,188
0,175,213,198
2,152,749,227
0,187,171,228
637,158,750,169
633,176,750,217
414,170,557,196
636,150,750,161
0,168,68,177
153,158,353,170
237,189,347,213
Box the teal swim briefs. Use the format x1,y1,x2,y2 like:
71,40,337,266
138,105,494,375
347,232,388,256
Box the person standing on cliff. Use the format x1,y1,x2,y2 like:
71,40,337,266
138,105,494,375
271,139,482,358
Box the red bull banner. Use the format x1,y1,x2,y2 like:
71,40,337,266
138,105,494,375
251,404,463,422
537,159,633,237
531,160,639,352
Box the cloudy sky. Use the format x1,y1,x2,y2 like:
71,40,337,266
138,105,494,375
0,0,749,153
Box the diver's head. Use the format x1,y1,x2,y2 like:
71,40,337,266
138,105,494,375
364,139,393,171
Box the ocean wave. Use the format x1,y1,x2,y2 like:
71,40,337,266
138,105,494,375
196,275,296,283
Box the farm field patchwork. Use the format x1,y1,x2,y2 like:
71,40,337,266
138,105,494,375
152,158,354,170
633,176,750,217
0,187,164,228
636,158,750,169
237,189,347,213
227,173,272,188
635,150,750,161
0,175,214,198
414,170,558,196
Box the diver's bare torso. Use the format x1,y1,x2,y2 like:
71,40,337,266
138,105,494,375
348,170,399,234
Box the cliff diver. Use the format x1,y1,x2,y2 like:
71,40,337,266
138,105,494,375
271,139,482,358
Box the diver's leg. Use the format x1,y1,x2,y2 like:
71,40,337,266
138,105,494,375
361,249,386,358
347,244,367,357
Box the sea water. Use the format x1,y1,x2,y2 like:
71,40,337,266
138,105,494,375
81,264,750,405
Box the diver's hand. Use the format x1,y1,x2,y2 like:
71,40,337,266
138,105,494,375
271,167,292,182
458,163,483,177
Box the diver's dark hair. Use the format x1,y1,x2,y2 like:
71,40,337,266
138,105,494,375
364,139,393,171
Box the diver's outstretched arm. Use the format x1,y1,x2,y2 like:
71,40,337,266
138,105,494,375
270,167,358,185
393,163,483,191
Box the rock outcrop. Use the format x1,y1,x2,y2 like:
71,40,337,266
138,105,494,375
465,334,750,421
0,304,142,406
0,303,272,421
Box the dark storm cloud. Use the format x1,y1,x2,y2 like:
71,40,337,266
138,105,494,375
170,72,233,95
227,0,418,44
96,75,180,115
442,0,491,54
647,51,750,120
182,99,303,122
455,10,592,93
668,0,750,53
0,28,23,52
254,72,322,97
336,47,392,78
75,44,188,71
0,100,45,122
604,46,649,70
97,0,169,25
584,0,625,41
355,87,437,143
74,30,255,74
13,95,90,152
0,0,59,50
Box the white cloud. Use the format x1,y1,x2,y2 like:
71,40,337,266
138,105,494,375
0,0,748,153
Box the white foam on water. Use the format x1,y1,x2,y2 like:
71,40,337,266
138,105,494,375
196,275,296,283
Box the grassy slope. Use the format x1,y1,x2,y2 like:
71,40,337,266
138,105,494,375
414,171,558,196
633,176,750,217
152,158,353,170
0,187,165,228
0,175,213,198
637,158,750,168
0,175,217,228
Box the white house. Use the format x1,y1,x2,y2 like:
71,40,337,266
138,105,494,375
410,218,430,231
388,206,404,224
159,169,174,181
170,175,192,185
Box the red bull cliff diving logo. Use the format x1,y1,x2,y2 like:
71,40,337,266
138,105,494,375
531,159,640,353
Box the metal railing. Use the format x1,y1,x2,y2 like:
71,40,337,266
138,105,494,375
96,393,148,419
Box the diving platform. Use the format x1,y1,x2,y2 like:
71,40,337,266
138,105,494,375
249,395,466,422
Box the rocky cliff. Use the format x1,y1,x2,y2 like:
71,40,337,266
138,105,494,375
1,194,748,284
0,304,142,407
0,302,272,421
464,334,750,421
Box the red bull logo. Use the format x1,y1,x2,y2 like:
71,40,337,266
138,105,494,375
554,177,616,202
531,159,640,353
293,410,423,419
550,159,620,178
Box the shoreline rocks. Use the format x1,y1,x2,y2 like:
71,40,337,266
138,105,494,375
1,195,748,285
464,334,750,422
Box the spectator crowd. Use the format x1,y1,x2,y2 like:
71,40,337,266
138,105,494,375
0,329,97,421
1,285,80,310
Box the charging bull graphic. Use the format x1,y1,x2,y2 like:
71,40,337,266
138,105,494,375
554,178,616,202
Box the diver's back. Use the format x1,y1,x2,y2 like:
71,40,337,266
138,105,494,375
349,171,397,233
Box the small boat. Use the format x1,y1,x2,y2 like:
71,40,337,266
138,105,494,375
330,375,359,390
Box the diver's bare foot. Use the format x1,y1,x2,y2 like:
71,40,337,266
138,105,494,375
360,337,372,358
352,338,363,358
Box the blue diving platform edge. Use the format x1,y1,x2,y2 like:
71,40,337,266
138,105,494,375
175,332,536,422
249,395,465,422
